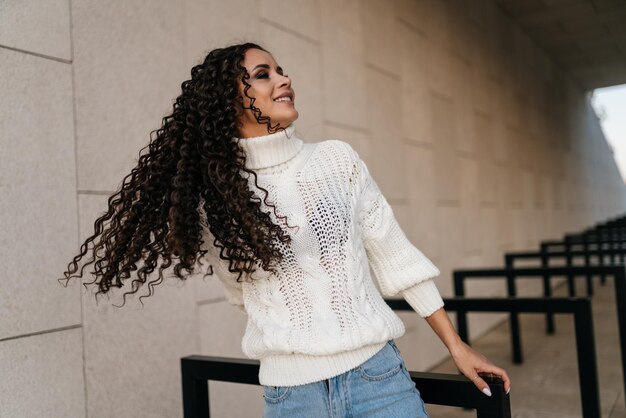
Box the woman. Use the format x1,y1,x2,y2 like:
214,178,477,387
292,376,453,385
60,42,510,417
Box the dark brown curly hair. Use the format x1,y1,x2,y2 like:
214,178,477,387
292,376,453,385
59,42,298,307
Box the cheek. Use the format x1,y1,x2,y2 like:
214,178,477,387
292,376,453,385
252,83,273,100
243,86,269,104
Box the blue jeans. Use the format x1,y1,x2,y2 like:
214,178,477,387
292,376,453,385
262,340,429,417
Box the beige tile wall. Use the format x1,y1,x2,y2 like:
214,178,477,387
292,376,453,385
2,0,625,416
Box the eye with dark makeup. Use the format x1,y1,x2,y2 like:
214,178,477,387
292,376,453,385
254,68,288,80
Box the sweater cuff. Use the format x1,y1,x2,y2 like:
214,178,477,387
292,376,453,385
400,279,444,318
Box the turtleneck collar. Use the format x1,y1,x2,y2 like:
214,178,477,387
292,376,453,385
235,123,303,170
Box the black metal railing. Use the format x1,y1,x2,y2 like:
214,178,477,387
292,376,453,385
506,248,626,296
180,355,511,418
504,248,626,335
452,266,626,400
386,296,599,418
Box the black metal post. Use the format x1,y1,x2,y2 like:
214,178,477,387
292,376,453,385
583,234,593,295
454,271,469,345
540,248,555,334
615,267,626,397
504,255,522,364
573,299,600,418
181,358,209,418
565,238,576,296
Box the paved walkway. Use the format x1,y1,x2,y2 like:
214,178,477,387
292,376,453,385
426,277,626,417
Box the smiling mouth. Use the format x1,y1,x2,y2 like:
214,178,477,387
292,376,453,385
273,97,294,104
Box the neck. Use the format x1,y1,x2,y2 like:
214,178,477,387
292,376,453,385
235,123,303,170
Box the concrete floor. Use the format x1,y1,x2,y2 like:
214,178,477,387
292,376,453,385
425,277,626,418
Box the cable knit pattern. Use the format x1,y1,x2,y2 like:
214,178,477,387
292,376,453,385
199,123,444,387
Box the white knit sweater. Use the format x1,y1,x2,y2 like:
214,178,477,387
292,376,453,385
200,123,444,387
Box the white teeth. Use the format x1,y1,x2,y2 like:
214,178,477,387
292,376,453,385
274,96,292,102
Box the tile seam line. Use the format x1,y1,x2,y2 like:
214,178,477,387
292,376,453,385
259,17,319,45
0,44,71,63
65,0,90,416
0,323,82,343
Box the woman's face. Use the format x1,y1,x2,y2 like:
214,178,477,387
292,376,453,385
237,48,298,138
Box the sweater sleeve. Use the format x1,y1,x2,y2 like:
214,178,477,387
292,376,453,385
355,152,444,316
401,279,445,317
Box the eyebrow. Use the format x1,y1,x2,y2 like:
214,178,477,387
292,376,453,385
252,64,283,72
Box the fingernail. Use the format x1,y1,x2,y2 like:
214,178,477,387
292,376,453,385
482,387,492,397
506,387,510,395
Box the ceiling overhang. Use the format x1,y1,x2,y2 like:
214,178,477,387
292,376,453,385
494,0,626,90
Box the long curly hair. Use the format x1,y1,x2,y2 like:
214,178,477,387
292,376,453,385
59,42,297,307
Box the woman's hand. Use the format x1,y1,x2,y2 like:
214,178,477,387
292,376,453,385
448,339,511,396
423,307,511,396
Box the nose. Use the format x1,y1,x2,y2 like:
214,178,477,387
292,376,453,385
278,73,291,88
